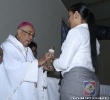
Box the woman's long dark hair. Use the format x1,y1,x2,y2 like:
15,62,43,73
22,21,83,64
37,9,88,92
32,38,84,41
69,3,98,72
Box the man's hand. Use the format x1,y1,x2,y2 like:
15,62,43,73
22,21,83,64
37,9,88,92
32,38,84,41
43,52,54,61
42,52,55,71
0,47,3,63
38,52,54,66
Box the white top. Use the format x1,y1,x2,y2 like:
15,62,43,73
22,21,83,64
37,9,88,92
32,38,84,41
53,23,100,76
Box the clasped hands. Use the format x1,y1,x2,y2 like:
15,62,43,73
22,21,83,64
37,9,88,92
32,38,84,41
43,52,55,71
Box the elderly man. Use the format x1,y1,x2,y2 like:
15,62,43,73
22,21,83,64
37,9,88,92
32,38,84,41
0,22,54,100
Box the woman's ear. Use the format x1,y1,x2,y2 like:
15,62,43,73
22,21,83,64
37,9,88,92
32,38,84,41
74,11,80,18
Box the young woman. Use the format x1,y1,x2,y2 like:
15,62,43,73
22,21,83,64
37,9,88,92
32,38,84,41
53,3,100,100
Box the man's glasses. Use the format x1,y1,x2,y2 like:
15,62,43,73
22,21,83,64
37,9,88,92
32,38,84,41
20,29,35,38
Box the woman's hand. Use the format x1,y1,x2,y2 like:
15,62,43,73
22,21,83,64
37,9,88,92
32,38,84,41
38,52,54,66
43,52,54,61
43,65,54,71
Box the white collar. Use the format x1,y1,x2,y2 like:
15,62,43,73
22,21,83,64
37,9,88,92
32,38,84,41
7,34,28,51
75,23,88,28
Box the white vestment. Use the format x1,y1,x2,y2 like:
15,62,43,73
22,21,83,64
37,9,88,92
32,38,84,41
47,77,60,100
36,67,60,100
0,35,38,100
36,67,49,100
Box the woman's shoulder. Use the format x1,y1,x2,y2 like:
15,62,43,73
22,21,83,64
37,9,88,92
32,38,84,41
68,27,81,37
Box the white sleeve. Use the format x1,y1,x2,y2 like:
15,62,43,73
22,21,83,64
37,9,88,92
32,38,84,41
53,29,81,71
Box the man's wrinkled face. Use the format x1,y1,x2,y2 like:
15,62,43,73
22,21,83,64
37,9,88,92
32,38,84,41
17,25,35,47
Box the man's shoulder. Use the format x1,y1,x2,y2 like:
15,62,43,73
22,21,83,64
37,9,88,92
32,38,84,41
1,39,15,50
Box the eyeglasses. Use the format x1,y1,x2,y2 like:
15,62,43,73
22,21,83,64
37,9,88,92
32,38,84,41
20,29,35,38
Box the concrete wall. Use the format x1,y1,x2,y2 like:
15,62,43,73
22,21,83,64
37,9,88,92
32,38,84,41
0,0,68,58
